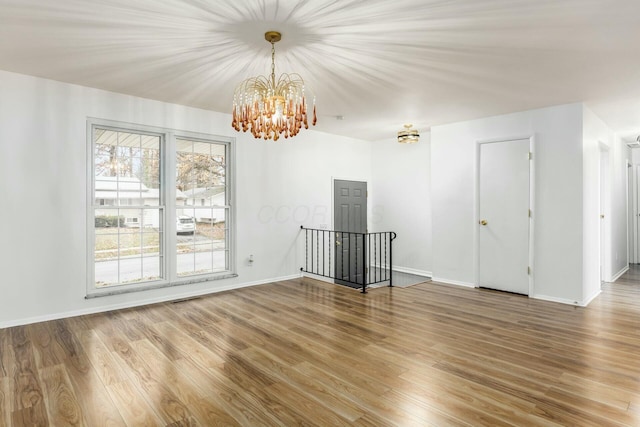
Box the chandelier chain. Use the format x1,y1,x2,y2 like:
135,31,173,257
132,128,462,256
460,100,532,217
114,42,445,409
271,41,276,88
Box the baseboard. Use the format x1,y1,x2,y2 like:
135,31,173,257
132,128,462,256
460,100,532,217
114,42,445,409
609,265,629,283
392,265,432,278
0,273,302,329
300,273,335,284
431,277,476,288
372,263,432,278
580,289,602,307
302,267,432,288
532,293,581,306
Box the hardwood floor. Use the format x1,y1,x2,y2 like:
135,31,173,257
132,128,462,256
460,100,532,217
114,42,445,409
2,272,640,426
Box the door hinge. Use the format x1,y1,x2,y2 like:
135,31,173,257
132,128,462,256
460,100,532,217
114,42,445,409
528,152,532,160
527,266,531,275
528,209,532,218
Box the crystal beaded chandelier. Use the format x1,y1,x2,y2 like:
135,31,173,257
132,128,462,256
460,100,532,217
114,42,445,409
231,31,317,141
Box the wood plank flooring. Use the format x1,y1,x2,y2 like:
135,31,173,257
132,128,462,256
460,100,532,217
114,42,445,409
2,271,640,426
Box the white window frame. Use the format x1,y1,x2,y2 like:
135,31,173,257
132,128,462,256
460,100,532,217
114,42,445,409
86,118,237,298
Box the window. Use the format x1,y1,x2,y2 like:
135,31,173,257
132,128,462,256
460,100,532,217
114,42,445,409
88,119,235,296
176,138,229,277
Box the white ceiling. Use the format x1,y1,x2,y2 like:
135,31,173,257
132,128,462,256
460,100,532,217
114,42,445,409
1,0,640,141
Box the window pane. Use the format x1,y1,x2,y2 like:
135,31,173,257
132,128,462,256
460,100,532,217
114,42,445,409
176,207,227,277
120,257,143,284
140,146,161,197
94,207,120,287
119,231,142,257
142,256,161,282
141,208,160,229
142,231,161,257
175,138,228,279
95,232,117,286
93,127,163,288
142,231,161,281
94,154,114,177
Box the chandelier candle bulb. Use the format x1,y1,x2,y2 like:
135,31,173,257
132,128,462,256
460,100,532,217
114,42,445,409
231,31,317,141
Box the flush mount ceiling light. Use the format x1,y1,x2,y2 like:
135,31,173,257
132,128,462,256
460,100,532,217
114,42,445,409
231,31,317,141
397,124,420,144
626,135,640,148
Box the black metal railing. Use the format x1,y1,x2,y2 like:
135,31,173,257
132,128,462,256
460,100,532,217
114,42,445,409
300,226,397,293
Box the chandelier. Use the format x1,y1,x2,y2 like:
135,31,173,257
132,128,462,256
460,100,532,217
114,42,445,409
231,31,317,141
397,124,420,144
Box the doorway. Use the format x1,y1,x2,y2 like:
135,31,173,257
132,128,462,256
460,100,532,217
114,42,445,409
476,137,532,295
333,179,367,287
600,145,609,282
628,161,634,265
630,164,640,264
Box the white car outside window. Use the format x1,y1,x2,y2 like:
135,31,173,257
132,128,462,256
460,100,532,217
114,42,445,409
176,216,196,234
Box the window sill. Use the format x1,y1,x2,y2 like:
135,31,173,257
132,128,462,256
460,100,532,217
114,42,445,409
85,272,238,299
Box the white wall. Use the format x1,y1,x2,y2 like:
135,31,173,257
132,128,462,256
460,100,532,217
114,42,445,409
431,103,586,304
370,134,431,275
0,70,371,327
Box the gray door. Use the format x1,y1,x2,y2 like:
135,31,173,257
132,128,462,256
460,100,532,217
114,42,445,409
334,180,367,287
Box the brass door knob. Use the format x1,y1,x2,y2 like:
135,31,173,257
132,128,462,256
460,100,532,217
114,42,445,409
479,220,488,226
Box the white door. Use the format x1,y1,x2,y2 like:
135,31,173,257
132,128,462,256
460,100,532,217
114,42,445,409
600,149,609,282
478,139,530,294
627,163,636,264
635,165,640,264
